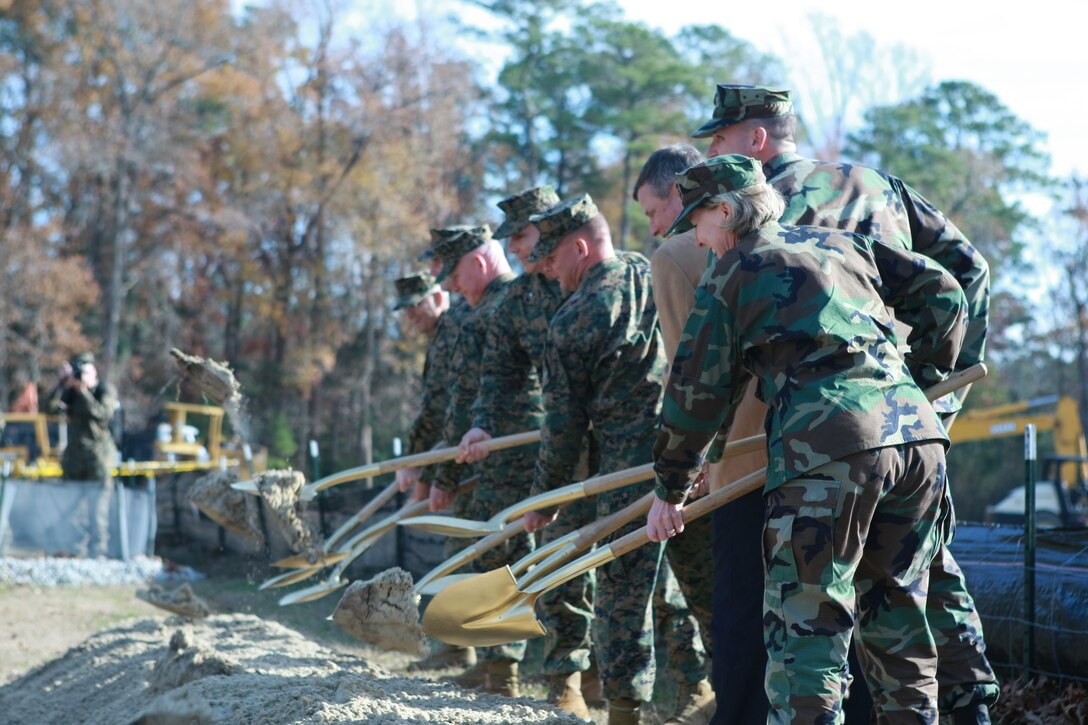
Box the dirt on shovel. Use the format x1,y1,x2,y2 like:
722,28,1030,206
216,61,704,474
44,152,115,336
255,469,324,562
332,568,427,656
187,469,263,541
170,348,241,406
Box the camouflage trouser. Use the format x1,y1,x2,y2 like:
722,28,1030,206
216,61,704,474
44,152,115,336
470,445,537,663
653,554,708,687
664,512,714,656
593,481,664,702
763,443,948,724
929,484,1001,711
538,495,597,675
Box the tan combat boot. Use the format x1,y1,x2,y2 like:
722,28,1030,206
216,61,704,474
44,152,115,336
407,643,477,672
547,671,590,719
582,662,605,707
664,678,715,725
608,697,642,725
484,659,520,697
448,660,489,690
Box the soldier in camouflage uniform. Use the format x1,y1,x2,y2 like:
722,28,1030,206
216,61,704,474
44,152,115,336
427,224,533,696
523,193,667,725
696,84,999,723
52,352,118,481
650,155,970,723
455,185,600,718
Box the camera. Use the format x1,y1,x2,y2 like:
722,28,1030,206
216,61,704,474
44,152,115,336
70,360,84,381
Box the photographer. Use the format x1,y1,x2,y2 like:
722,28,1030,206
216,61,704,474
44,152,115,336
51,352,119,481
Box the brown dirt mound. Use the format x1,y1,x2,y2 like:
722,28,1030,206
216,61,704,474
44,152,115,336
170,348,240,406
186,469,262,541
0,615,582,725
256,468,323,561
332,568,427,655
136,584,213,619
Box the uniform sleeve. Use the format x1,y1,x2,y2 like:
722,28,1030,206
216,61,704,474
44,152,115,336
433,319,484,492
650,248,698,366
531,325,594,502
653,284,747,504
870,238,968,388
70,384,117,422
406,318,456,456
894,177,989,368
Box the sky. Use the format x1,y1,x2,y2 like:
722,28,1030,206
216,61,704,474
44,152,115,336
355,0,1086,179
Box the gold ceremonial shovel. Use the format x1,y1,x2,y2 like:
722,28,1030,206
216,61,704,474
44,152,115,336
275,478,478,604
421,363,987,646
231,430,539,499
416,490,656,597
270,479,400,569
423,467,767,647
399,432,766,538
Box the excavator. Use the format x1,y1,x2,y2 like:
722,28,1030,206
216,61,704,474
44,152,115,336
951,394,1088,527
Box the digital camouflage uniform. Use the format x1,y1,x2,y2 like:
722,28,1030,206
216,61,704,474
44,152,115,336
479,186,599,678
56,354,118,481
527,194,668,703
655,155,969,723
762,137,998,715
430,226,530,664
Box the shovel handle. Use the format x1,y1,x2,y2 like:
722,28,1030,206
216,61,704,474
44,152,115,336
414,517,529,593
303,430,540,496
323,480,400,550
336,477,478,553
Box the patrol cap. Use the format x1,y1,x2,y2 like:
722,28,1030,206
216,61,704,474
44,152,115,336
527,194,599,263
71,351,95,368
434,225,492,283
392,272,437,311
691,85,792,139
493,185,560,239
417,226,461,262
666,154,765,237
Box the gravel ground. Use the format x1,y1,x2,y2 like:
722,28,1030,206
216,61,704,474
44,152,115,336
0,555,202,587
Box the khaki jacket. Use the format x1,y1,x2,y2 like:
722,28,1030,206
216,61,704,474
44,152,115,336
650,231,768,492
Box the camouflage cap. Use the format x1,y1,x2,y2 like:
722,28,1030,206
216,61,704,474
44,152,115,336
690,85,792,139
527,194,599,263
493,185,560,239
417,226,462,262
392,272,437,311
434,225,492,283
666,154,765,237
71,351,95,367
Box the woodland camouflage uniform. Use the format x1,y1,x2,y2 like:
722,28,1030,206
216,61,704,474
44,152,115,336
655,155,969,723
55,353,118,481
430,226,529,664
749,90,997,712
477,185,599,678
528,194,669,704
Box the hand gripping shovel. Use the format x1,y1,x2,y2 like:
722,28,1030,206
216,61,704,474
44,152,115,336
421,363,986,646
274,477,478,604
231,430,539,499
399,432,765,538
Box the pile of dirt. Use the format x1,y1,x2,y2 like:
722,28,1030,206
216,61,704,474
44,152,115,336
332,568,426,655
136,583,213,619
170,348,240,407
187,469,262,541
0,614,583,724
256,469,322,562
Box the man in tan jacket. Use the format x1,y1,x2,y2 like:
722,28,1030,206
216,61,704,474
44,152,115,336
634,144,769,725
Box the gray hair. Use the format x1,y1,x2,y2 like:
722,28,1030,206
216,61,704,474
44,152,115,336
708,183,786,238
633,144,705,201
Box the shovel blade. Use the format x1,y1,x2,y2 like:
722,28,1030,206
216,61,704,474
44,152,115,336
230,480,260,495
398,514,503,537
271,551,348,569
422,566,546,646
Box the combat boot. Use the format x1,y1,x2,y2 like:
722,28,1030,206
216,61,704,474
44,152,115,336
664,678,715,725
608,698,642,725
484,659,520,697
952,702,992,725
546,671,590,719
407,643,476,672
447,661,489,690
582,662,605,707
